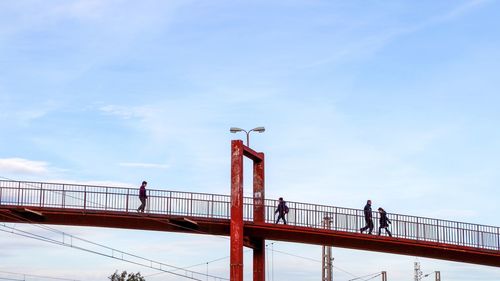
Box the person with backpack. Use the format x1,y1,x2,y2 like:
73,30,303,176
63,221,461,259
275,197,288,224
137,181,148,213
377,207,392,237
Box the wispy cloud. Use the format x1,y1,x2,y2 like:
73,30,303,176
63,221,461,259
0,158,49,175
119,162,170,169
99,105,150,120
304,0,491,68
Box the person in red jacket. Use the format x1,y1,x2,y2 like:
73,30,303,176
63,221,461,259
137,181,148,213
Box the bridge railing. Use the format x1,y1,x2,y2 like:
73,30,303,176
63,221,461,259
0,180,499,251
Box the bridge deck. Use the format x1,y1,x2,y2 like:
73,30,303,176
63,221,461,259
0,180,499,267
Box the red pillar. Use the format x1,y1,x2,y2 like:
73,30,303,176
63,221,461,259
230,140,244,281
253,154,265,281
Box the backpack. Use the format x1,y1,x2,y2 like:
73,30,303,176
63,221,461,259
284,205,289,214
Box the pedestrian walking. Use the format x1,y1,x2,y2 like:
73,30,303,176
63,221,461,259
275,197,288,224
378,207,392,237
360,200,374,234
137,181,148,213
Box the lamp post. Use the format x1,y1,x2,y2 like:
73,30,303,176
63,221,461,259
230,126,265,147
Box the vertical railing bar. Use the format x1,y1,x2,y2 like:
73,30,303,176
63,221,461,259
477,224,480,248
334,207,338,231
105,187,108,211
17,181,21,205
62,184,65,208
125,188,129,212
168,191,172,215
436,219,440,243
39,182,43,207
497,227,500,251
84,186,87,210
211,194,214,218
423,220,426,241
190,193,193,216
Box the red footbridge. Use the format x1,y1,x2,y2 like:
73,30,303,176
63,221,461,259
0,141,499,281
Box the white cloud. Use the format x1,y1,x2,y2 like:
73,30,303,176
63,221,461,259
304,0,491,68
99,105,151,120
119,162,170,169
0,158,49,175
45,179,135,188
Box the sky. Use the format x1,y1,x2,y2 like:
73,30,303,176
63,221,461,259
0,0,499,280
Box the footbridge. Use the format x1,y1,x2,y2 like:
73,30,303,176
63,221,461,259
0,179,498,266
0,141,499,281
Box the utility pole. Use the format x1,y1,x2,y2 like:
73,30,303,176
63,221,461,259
435,271,441,281
381,271,387,281
414,262,422,281
322,216,333,281
424,271,441,281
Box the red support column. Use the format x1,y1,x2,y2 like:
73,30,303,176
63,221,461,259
230,140,244,281
253,154,265,281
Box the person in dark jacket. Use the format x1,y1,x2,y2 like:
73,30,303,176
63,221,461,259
360,200,374,234
377,207,392,237
137,181,148,213
275,197,288,224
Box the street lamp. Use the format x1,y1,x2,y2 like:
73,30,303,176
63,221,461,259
230,126,265,147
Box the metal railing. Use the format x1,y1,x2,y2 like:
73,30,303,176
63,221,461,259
0,180,499,251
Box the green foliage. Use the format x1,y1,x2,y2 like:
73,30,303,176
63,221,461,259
108,270,145,281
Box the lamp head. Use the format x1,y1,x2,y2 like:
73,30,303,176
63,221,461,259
252,126,265,133
230,127,243,133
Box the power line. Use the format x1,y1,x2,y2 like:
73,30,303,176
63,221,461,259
0,177,231,280
0,211,228,281
0,177,234,279
0,270,80,281
0,277,24,281
348,272,382,281
268,243,380,281
0,224,204,281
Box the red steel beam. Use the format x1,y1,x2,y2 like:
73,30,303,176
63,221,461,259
230,140,244,281
252,151,265,281
243,145,264,162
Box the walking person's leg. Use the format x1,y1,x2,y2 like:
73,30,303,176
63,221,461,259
368,220,374,234
137,198,143,212
360,218,369,233
138,198,146,212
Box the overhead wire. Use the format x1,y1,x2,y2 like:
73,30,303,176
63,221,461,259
0,223,205,281
0,269,80,281
267,243,381,281
0,210,227,281
0,177,234,279
0,177,232,279
0,277,24,281
348,271,382,281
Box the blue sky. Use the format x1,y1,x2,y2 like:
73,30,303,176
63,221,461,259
0,0,499,280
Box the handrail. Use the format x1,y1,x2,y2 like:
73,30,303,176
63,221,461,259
0,180,499,251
